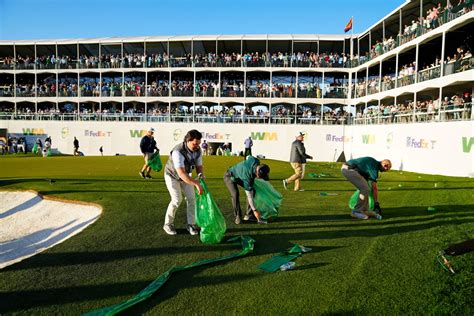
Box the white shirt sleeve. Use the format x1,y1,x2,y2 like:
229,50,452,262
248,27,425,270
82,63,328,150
171,150,185,169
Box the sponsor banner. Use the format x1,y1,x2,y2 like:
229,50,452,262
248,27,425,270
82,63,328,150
326,134,352,142
84,130,112,137
386,132,394,149
130,130,147,138
361,134,376,144
462,137,474,153
61,127,69,139
251,132,278,141
22,128,46,135
202,132,231,140
406,137,436,149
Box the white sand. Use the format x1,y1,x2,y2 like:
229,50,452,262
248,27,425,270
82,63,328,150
0,191,102,269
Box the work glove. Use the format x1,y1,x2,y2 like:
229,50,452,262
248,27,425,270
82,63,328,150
374,202,382,215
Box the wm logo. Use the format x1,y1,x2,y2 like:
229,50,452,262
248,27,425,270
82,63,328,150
251,132,278,141
362,134,376,144
462,137,474,153
22,128,45,135
130,130,147,138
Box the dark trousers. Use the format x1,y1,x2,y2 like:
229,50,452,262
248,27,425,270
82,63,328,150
244,148,252,157
224,170,251,218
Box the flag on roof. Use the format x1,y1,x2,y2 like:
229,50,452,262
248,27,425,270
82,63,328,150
344,18,353,33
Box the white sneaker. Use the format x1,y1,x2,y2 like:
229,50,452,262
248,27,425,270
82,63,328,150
375,213,383,220
351,211,369,220
187,224,199,235
282,179,288,190
163,224,177,235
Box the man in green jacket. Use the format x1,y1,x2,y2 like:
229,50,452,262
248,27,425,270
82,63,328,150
341,156,391,219
224,155,270,225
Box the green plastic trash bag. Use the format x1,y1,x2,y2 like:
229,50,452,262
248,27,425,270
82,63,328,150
146,151,162,172
32,143,38,154
195,179,226,244
253,179,283,220
349,180,375,213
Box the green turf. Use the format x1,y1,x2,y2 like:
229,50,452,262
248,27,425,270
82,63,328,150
0,155,473,315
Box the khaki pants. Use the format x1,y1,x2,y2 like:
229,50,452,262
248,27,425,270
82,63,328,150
164,173,195,226
286,162,305,191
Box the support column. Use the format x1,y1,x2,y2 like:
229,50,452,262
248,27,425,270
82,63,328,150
415,43,419,83
440,31,446,76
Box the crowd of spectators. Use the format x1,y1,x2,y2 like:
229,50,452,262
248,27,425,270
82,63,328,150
354,91,472,124
0,136,27,155
349,0,471,67
1,51,350,70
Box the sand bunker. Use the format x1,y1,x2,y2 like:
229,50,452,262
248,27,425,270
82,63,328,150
0,191,101,269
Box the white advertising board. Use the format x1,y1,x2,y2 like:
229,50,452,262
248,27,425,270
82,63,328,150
1,120,473,177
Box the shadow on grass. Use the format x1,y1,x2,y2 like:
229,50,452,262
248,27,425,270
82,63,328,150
128,271,261,315
0,177,165,186
0,271,260,313
296,262,331,271
227,205,474,242
0,280,150,313
2,243,239,271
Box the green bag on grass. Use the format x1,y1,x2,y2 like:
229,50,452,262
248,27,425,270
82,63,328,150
195,179,226,244
349,180,375,212
146,151,162,172
253,178,283,220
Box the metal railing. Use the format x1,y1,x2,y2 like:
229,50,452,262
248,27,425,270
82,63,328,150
353,103,473,125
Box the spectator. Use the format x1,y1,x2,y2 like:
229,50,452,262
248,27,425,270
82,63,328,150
201,139,209,155
139,127,159,179
244,136,253,157
73,137,79,156
282,132,313,192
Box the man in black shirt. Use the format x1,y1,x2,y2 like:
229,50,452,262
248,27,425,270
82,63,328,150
73,137,79,156
139,127,158,179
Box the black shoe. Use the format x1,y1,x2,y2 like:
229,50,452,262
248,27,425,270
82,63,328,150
139,171,146,179
145,174,152,179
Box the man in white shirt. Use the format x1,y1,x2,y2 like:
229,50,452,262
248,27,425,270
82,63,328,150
163,129,204,236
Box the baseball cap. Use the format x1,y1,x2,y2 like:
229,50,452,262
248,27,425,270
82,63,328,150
148,127,155,133
297,131,307,137
258,164,270,181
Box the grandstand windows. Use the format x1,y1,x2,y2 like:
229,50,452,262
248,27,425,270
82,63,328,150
0,74,14,97
246,71,270,98
0,45,14,70
221,71,244,97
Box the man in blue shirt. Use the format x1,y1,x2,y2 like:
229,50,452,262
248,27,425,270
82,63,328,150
243,136,253,157
341,156,391,219
139,127,158,179
224,155,270,225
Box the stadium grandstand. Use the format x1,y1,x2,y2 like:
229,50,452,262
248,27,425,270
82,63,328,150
0,0,472,176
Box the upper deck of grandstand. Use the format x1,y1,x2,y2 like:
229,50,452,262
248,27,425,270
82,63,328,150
0,0,472,125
